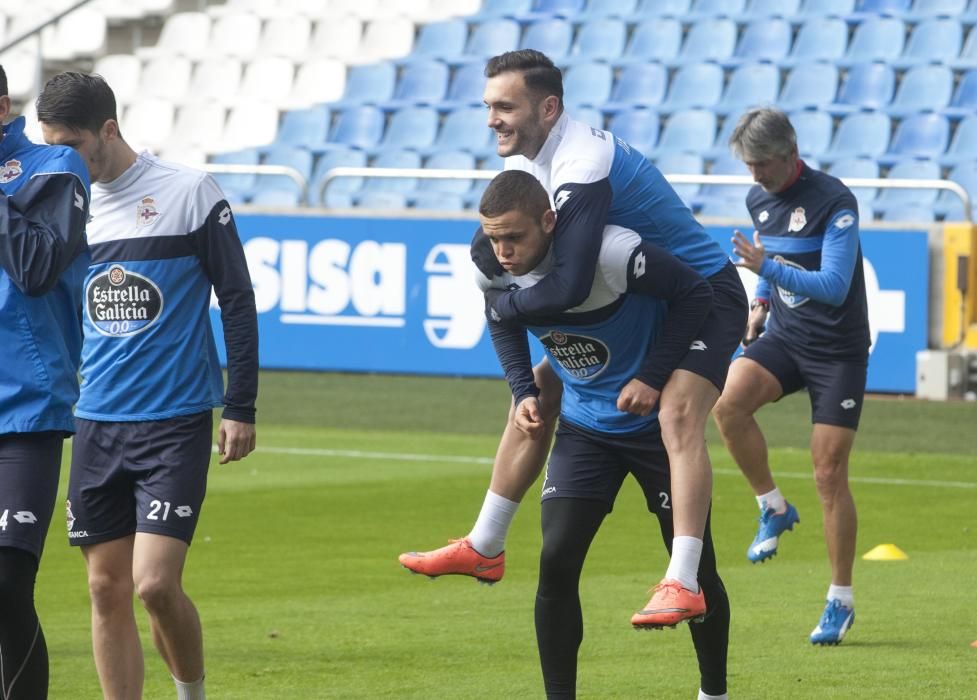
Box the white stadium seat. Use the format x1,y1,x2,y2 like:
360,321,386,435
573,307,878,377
139,55,192,101
220,102,279,152
285,58,346,108
208,12,262,58
237,57,295,106
258,15,312,60
351,17,414,64
138,12,211,60
170,101,228,152
93,54,142,105
186,57,243,106
308,15,363,60
123,97,176,151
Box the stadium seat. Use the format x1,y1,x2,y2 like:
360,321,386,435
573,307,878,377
697,153,752,211
738,0,802,19
287,58,347,108
565,18,627,64
572,107,606,129
327,106,385,150
729,18,792,66
384,60,450,110
778,63,838,112
470,0,533,19
332,63,396,109
463,19,521,61
874,158,942,214
209,147,260,204
309,15,363,61
407,19,469,62
652,108,716,157
697,198,748,218
43,6,107,61
171,102,228,153
838,17,906,67
603,62,668,112
532,0,587,16
618,18,682,63
892,18,963,69
790,109,834,158
209,12,262,59
714,62,780,117
563,63,614,109
579,0,639,18
607,108,660,155
794,0,855,20
185,57,243,106
820,110,891,163
705,115,738,159
276,105,332,151
780,17,848,67
93,54,142,105
886,65,954,117
630,0,692,17
827,62,895,115
424,107,495,158
673,18,738,65
356,17,416,63
411,192,467,211
312,148,369,207
879,204,936,222
258,145,314,205
827,156,879,219
237,57,296,106
654,151,704,207
659,62,725,114
941,114,977,166
849,0,910,20
257,15,312,60
935,162,977,220
943,69,977,121
137,11,210,60
418,150,476,195
374,107,439,154
520,19,574,62
221,102,280,152
124,98,176,151
355,191,409,210
250,189,304,207
904,0,966,21
442,63,489,110
951,25,977,69
879,113,950,165
687,0,747,19
137,56,191,102
362,150,422,194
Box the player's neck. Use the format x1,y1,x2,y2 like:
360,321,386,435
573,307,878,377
776,159,803,193
100,143,139,183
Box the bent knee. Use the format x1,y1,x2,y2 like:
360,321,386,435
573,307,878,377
135,575,181,611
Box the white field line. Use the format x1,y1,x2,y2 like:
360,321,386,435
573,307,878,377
236,445,977,490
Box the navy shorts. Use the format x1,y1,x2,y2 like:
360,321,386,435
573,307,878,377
0,432,65,558
67,411,213,546
678,261,749,392
542,419,672,514
743,333,868,429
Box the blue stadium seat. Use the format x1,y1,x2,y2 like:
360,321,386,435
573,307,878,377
520,19,573,61
406,19,468,63
905,0,967,21
654,151,704,207
579,0,638,18
659,62,724,114
827,62,895,115
428,107,496,158
618,18,682,63
838,17,906,67
706,114,738,159
312,148,368,207
941,114,977,166
571,106,606,129
532,0,587,15
951,25,977,69
250,189,303,207
728,19,792,66
673,18,738,65
874,158,942,215
332,63,396,109
794,0,855,21
879,204,936,222
362,150,422,194
790,109,834,158
714,62,780,117
687,0,747,19
879,112,950,165
608,108,660,154
781,18,848,67
885,65,954,118
258,145,314,204
891,18,963,69
935,163,977,220
563,62,614,108
327,106,385,151
739,0,802,19
411,192,467,211
652,108,717,156
442,63,488,111
603,62,668,112
464,20,521,61
418,150,476,195
778,63,838,112
849,0,910,20
827,156,879,219
697,199,748,218
384,60,449,110
697,153,752,211
471,0,533,20
630,0,692,17
356,191,409,210
820,110,892,163
943,69,977,120
276,105,331,151
210,148,260,204
565,18,627,64
373,107,439,155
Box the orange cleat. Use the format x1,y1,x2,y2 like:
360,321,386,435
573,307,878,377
398,538,505,584
630,578,706,629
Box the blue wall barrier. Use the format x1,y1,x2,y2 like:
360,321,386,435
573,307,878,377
211,214,929,394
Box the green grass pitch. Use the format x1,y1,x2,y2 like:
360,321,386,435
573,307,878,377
38,371,977,698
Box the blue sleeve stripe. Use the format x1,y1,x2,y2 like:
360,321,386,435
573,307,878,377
760,234,825,254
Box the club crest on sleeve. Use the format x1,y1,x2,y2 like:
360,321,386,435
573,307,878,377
136,196,161,226
0,159,23,183
787,206,807,233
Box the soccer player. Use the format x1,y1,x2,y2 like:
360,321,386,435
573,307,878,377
477,170,729,699
0,64,91,700
401,50,747,626
712,108,868,646
37,72,259,699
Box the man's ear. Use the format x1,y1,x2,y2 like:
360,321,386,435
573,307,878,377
541,208,557,236
0,95,11,124
101,118,121,141
541,95,561,125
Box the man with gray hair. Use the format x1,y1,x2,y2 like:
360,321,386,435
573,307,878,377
712,107,869,646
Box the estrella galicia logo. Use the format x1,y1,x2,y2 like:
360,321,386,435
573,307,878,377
540,330,610,380
772,255,810,309
87,265,164,337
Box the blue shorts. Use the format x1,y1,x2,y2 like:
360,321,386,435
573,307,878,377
680,261,748,392
67,411,213,546
542,419,671,514
743,333,868,429
0,432,64,559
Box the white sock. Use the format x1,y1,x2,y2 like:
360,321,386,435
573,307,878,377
756,487,786,514
665,536,703,592
827,584,854,608
174,675,205,700
467,490,519,557
698,691,728,700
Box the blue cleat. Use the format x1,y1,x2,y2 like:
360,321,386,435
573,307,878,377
810,599,855,646
747,502,799,563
